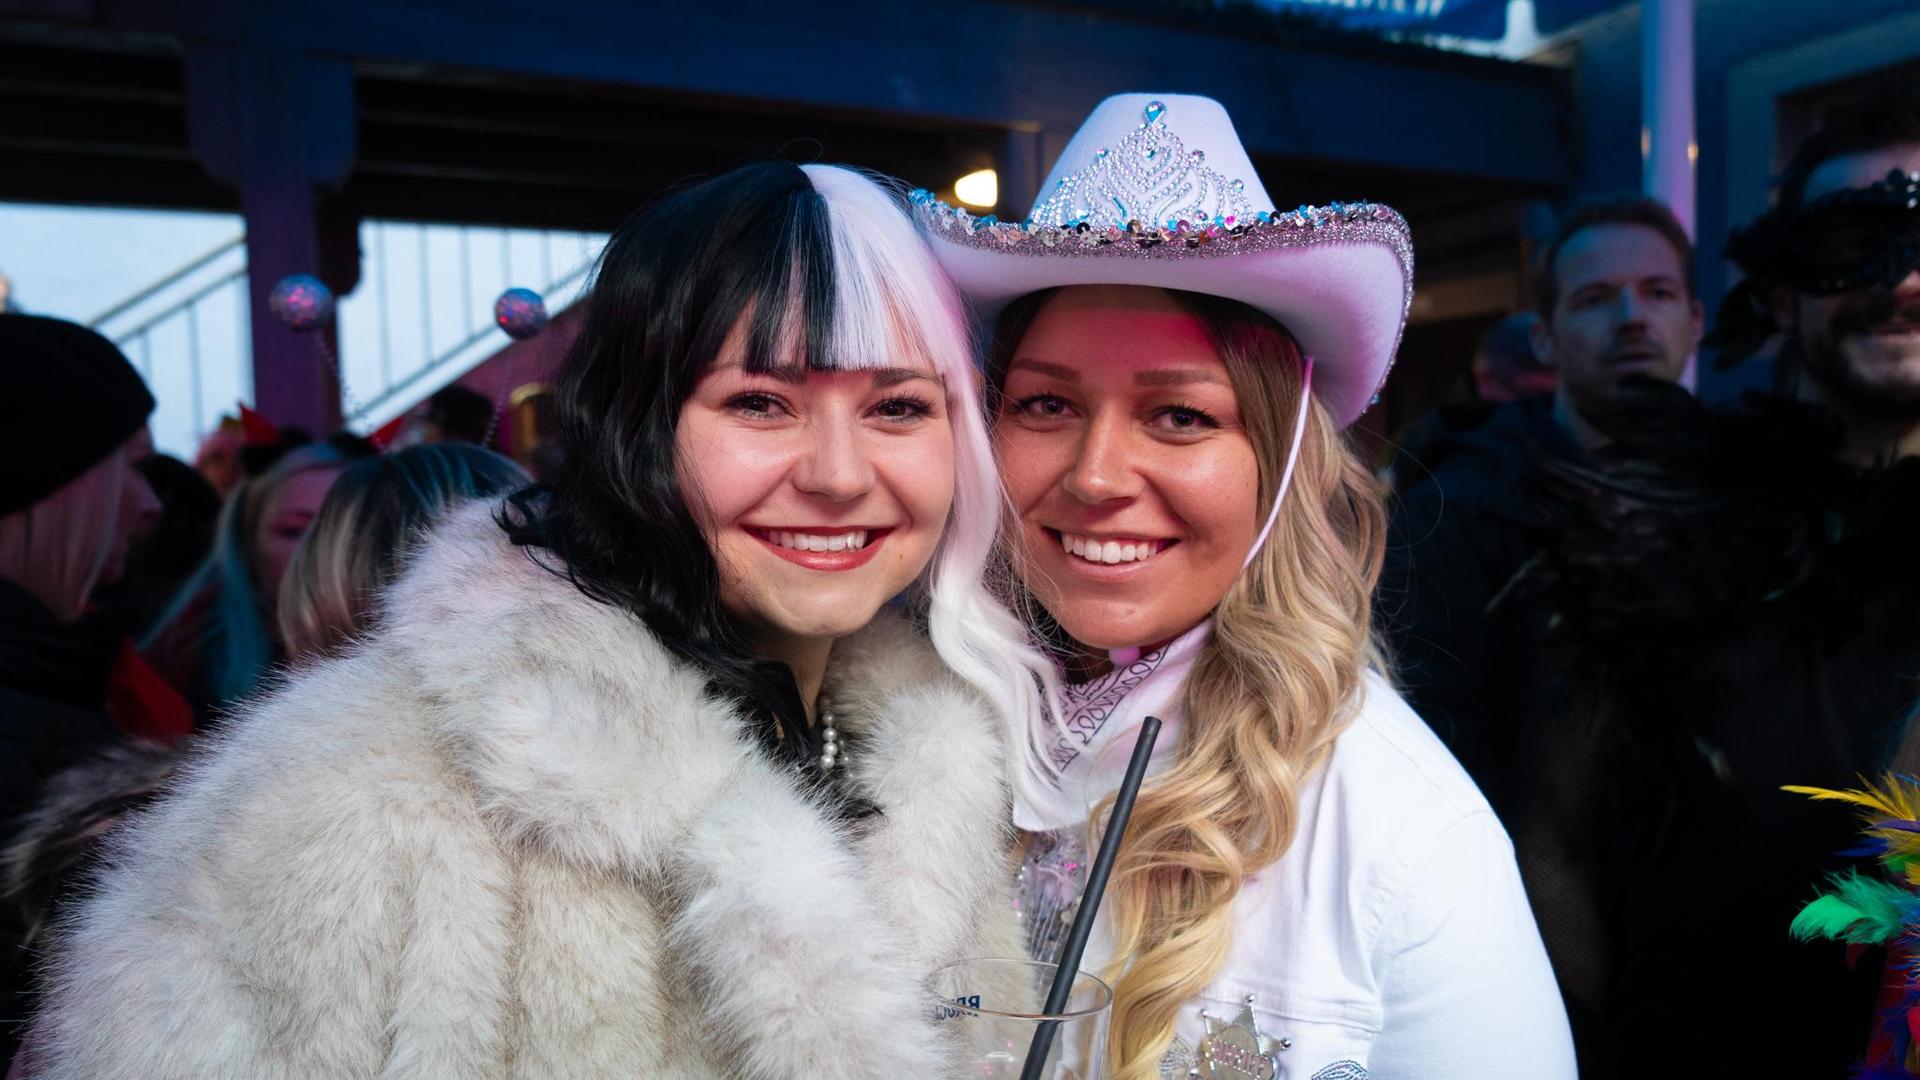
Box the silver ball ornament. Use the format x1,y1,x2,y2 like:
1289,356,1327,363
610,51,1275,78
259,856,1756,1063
493,287,550,340
270,275,334,332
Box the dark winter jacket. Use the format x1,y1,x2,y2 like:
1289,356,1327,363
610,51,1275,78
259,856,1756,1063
0,578,124,1065
1381,394,1582,764
1410,386,1920,1077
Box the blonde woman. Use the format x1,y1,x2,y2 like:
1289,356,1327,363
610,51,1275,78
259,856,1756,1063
140,440,367,719
917,95,1575,1078
276,442,528,660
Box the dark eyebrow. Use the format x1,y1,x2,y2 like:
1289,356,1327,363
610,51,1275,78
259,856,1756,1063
1007,359,1080,382
714,362,939,387
1134,368,1228,387
707,360,810,384
871,368,942,388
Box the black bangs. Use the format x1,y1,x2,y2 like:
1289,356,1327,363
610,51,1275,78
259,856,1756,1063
737,177,841,376
498,160,866,790
653,162,842,384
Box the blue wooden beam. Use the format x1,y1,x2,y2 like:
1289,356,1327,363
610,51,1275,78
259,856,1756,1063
91,0,1569,186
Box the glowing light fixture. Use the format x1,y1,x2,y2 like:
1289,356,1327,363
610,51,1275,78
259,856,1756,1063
954,168,999,209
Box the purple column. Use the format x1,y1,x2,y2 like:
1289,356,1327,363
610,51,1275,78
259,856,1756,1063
1642,0,1696,389
188,47,356,435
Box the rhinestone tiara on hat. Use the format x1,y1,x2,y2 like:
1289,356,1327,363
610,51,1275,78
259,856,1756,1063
1030,97,1253,229
909,98,1412,281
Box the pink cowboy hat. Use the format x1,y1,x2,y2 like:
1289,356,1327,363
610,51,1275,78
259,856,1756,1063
913,93,1414,427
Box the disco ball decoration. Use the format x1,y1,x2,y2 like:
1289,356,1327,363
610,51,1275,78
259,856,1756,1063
494,287,550,340
269,275,334,332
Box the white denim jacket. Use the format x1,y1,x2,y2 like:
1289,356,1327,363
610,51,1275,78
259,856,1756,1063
1016,630,1577,1080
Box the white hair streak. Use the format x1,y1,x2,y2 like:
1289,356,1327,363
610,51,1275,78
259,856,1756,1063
801,163,1069,807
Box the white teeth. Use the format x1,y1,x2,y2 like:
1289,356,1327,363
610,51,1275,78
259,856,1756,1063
764,530,870,553
1057,533,1164,565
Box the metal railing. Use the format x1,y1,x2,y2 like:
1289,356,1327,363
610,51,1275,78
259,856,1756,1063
92,235,250,458
87,222,605,455
338,221,606,431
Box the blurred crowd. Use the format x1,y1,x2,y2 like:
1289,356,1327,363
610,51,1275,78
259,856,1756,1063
1,74,1918,1078
0,329,536,1067
1382,79,1920,1075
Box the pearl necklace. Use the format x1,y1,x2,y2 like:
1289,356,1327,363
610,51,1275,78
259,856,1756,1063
817,711,841,772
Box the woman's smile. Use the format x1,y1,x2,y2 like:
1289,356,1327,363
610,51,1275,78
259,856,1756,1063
746,525,892,570
993,287,1260,650
1047,528,1178,567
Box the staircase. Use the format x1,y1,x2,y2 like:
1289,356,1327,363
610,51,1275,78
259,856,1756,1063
97,221,606,458
89,235,250,458
337,222,605,432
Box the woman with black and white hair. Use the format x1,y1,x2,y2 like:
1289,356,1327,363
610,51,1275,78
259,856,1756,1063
28,161,1041,1079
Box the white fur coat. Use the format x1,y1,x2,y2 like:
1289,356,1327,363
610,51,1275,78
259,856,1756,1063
30,504,1022,1079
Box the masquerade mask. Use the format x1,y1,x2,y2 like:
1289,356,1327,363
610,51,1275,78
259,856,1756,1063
1727,169,1920,296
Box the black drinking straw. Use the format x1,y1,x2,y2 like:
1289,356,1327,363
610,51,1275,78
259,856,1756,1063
1018,714,1163,1080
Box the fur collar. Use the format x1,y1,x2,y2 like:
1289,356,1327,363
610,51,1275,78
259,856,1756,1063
379,505,1016,1077
32,503,1019,1079
379,501,1009,873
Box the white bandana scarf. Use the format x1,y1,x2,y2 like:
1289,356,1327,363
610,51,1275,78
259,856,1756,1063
1012,620,1209,962
1013,620,1209,834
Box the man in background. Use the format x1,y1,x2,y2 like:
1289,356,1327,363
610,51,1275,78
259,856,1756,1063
1432,79,1920,1076
1748,91,1920,464
1383,196,1702,755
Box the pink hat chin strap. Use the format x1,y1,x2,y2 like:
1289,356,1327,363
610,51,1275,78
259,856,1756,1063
1107,356,1314,668
1242,354,1313,572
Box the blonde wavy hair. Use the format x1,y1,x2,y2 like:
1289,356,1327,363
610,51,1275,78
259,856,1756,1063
278,443,528,660
988,288,1389,1080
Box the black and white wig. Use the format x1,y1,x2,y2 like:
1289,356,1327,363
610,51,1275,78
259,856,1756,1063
505,160,1049,770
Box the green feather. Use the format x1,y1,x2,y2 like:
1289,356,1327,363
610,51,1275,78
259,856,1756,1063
1791,870,1915,944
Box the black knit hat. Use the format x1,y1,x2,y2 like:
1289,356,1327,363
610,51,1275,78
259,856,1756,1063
1,314,156,517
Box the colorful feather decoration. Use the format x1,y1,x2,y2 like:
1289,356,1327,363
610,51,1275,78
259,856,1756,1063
1790,870,1920,945
1783,776,1920,825
1788,779,1920,885
1788,776,1920,1075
